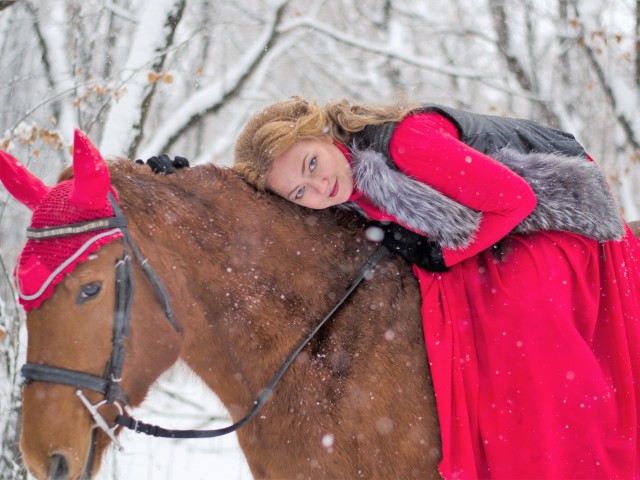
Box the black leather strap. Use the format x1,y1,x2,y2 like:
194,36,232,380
21,363,127,403
21,192,388,441
115,245,390,438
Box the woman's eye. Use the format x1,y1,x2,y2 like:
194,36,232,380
295,186,305,199
309,157,317,172
77,282,102,305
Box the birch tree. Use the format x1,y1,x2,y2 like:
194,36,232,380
99,0,186,159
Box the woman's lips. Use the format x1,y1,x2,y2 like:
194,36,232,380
329,180,339,197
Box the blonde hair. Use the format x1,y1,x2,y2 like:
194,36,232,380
233,96,419,191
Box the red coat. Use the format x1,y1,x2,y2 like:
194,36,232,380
347,112,640,478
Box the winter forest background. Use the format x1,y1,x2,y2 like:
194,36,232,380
0,0,639,478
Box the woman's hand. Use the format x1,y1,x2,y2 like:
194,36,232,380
137,155,189,174
368,221,449,272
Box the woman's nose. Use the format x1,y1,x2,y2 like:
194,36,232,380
310,176,329,194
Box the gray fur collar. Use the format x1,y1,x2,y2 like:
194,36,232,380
348,148,624,249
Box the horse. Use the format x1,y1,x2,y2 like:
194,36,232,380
5,132,442,479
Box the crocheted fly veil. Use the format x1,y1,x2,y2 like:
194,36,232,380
0,130,122,311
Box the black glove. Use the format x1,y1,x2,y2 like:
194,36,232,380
368,221,449,272
136,154,190,174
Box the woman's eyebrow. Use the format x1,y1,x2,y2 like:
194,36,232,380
286,184,299,199
286,153,310,199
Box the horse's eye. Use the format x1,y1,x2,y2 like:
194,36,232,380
77,282,102,304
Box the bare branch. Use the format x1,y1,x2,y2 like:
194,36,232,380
99,0,187,159
488,0,562,125
25,3,58,119
139,0,290,157
128,0,185,159
572,4,640,150
282,17,496,81
489,0,534,92
579,41,640,150
0,1,19,12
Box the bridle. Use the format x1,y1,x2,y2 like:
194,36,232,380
21,192,389,447
21,193,178,450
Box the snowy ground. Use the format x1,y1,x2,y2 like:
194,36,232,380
94,365,253,480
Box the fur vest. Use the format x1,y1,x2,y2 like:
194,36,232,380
349,147,625,250
355,104,589,160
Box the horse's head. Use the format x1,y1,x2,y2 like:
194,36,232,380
0,132,181,479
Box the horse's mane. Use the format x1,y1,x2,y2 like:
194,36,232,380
103,161,380,325
57,159,392,351
59,159,367,235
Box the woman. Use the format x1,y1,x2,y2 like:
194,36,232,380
232,96,640,479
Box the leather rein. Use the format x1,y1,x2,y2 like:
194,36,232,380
21,193,389,446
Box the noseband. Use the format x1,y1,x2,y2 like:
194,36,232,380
21,192,389,446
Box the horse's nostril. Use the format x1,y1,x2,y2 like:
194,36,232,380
49,453,69,480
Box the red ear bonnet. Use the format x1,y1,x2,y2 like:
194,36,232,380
0,130,123,311
0,150,51,211
69,129,111,209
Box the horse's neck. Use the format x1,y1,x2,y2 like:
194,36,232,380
111,166,441,478
117,165,370,413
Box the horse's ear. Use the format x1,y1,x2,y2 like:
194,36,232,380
0,149,51,211
69,129,111,210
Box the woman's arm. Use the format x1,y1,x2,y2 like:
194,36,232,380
389,112,537,266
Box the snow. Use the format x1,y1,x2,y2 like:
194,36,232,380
282,16,495,81
137,0,288,161
102,1,139,24
38,2,75,147
2,0,640,477
98,364,252,479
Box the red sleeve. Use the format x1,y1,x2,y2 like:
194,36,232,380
388,112,537,266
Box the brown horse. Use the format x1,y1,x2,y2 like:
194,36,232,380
9,135,441,479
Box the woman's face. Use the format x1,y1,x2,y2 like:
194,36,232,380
266,137,354,209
